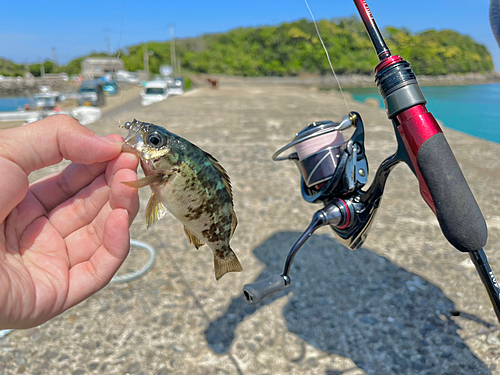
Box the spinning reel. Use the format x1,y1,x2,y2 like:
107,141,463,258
243,112,402,304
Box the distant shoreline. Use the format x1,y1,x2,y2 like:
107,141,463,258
407,72,500,87
191,72,500,89
329,71,500,88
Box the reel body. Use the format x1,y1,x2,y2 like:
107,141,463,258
244,111,405,304
273,111,401,250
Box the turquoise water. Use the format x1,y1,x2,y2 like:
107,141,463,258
346,83,500,144
0,96,31,111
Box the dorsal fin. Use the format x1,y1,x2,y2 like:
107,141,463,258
204,151,234,201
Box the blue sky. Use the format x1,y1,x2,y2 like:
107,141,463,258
1,0,499,71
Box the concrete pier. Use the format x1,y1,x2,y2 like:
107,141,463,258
2,77,500,374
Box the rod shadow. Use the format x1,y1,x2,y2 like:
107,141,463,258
205,231,490,375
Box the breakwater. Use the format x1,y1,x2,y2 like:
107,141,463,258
0,76,73,97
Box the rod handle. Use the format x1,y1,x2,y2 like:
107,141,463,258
416,133,487,252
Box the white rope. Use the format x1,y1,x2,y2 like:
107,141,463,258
110,239,157,283
0,330,13,339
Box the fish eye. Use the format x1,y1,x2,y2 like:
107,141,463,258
146,133,164,148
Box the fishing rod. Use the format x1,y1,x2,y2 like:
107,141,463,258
243,0,500,323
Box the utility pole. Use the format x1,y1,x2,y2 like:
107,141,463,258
144,44,150,80
52,47,58,68
104,28,111,55
169,25,176,77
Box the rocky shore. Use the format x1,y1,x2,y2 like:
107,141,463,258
1,78,500,374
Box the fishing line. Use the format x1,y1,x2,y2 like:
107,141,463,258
116,0,125,128
304,0,350,114
112,1,158,283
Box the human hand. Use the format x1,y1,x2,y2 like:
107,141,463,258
0,115,139,329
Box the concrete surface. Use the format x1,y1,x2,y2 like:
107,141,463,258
1,78,500,374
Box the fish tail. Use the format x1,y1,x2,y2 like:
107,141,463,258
214,247,243,281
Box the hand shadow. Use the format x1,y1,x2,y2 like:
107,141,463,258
205,231,490,375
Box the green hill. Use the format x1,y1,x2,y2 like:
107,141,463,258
118,17,495,76
0,58,26,77
1,17,494,77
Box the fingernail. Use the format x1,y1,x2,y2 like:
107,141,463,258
122,143,137,153
97,135,122,145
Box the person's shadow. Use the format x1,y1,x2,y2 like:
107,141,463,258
205,231,491,375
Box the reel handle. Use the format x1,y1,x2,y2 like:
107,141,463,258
243,275,290,305
243,202,344,305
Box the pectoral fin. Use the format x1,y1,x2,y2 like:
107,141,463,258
183,226,205,249
146,193,168,229
122,174,164,189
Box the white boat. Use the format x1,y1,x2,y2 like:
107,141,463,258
0,110,40,123
141,80,169,106
0,106,101,127
32,86,60,109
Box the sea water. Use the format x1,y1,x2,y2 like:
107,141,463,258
346,83,500,144
0,96,31,112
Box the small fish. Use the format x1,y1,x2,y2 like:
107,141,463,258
120,119,242,280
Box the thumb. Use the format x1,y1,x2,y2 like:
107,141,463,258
0,114,122,175
0,115,122,223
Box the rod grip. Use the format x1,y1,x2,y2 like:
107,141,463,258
243,275,288,305
417,133,487,252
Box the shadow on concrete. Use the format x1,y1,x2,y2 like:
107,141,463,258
205,231,490,375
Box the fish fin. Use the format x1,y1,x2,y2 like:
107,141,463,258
203,151,234,201
231,210,238,238
122,174,164,189
183,226,205,249
146,193,168,229
214,248,243,281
